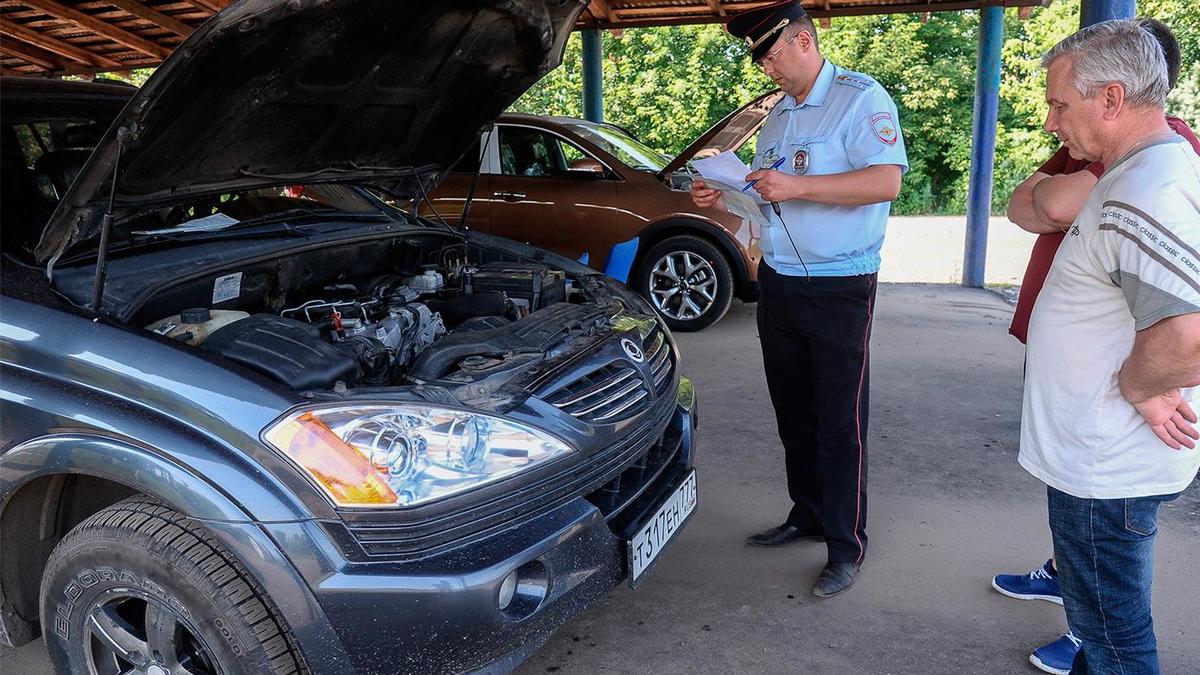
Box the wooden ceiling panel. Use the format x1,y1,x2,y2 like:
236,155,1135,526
0,0,1049,77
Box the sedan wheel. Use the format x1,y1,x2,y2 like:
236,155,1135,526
637,235,734,332
650,251,718,322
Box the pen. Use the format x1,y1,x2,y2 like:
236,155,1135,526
744,155,787,191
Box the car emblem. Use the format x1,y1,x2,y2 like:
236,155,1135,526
793,147,810,175
621,337,645,363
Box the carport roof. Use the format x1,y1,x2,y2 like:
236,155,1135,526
0,0,1046,77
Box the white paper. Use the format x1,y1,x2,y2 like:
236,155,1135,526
133,212,240,236
212,272,242,304
690,151,768,205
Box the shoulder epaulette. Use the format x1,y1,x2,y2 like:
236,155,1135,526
833,72,874,91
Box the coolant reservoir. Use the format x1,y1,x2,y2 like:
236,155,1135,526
146,308,250,345
407,268,444,293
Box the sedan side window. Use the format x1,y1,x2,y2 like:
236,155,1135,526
498,128,601,178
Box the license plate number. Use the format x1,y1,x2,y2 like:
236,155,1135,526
628,470,697,586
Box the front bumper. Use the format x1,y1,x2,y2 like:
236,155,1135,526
263,383,698,674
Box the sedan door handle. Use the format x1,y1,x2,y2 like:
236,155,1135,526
493,191,526,202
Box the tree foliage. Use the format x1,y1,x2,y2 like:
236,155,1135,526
513,0,1199,215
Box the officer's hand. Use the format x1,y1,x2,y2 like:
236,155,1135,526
746,169,798,203
690,179,726,211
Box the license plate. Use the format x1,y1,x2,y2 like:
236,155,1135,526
628,470,697,586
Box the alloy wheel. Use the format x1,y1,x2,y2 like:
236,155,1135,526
648,251,718,321
84,591,221,675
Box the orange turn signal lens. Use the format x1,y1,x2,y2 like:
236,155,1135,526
266,412,399,507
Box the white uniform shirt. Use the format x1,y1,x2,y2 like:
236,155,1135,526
753,60,909,277
1019,136,1200,499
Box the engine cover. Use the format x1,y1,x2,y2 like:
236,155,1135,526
203,314,358,390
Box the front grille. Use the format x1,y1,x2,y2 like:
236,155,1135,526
543,327,675,424
644,330,672,397
546,362,648,422
586,417,684,521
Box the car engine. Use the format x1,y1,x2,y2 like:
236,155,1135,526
143,260,604,394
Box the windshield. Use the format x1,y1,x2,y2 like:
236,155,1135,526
565,123,669,173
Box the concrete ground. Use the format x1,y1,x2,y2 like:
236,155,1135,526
514,288,1200,675
4,216,1197,674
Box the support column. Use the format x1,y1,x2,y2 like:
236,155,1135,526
1080,0,1136,27
582,29,603,123
961,6,1004,288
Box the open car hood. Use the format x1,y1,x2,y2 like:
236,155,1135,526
37,0,586,266
657,89,785,179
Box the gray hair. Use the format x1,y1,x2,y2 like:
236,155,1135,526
1042,19,1169,108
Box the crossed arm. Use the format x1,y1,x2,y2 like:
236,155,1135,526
1006,170,1099,233
1119,312,1200,449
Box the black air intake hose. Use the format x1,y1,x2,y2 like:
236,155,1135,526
426,291,508,325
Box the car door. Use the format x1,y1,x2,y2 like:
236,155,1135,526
486,124,619,262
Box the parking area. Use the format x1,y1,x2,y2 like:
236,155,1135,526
518,284,1200,675
3,217,1196,674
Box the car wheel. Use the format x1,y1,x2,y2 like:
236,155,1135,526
637,235,734,332
40,497,304,675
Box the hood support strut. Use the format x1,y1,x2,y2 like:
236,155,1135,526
91,126,128,313
461,124,495,229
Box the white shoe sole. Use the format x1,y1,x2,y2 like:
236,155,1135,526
991,578,1064,605
1030,652,1071,675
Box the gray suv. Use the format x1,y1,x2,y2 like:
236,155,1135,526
0,2,698,673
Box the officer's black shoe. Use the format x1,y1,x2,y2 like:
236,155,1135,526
745,523,825,547
812,561,862,598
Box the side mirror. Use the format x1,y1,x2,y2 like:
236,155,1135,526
567,158,605,175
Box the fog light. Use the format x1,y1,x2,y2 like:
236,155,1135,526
498,571,518,610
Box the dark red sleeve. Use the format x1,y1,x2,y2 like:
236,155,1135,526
1009,232,1067,344
1167,116,1200,156
1036,146,1071,175
1084,162,1105,178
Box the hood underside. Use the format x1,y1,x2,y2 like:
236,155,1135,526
659,89,784,178
37,0,586,265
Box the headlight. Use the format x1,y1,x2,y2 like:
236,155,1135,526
263,405,573,508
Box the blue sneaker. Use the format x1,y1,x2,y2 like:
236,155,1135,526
1030,633,1082,675
991,559,1062,604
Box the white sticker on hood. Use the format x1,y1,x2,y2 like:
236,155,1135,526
213,272,242,305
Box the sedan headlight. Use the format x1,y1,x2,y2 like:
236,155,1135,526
263,405,573,508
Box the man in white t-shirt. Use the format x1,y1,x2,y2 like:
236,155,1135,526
1019,19,1200,674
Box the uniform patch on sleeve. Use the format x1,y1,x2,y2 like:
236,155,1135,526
834,73,872,90
870,112,898,145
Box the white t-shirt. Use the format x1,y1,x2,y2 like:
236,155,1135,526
1019,136,1200,499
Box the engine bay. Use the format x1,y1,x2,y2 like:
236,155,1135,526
118,233,628,397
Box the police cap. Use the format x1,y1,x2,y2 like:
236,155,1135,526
727,1,812,63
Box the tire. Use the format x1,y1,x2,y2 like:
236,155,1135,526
40,497,305,675
636,234,735,332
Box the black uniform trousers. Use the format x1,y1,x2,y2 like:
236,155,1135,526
756,261,876,564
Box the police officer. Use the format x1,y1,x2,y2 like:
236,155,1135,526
692,1,908,598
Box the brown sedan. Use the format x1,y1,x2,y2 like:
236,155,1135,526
425,92,782,331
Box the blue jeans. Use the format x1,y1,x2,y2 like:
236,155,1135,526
1047,486,1179,675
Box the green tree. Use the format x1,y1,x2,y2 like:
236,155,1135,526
514,1,1198,215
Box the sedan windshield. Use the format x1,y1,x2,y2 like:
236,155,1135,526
565,123,669,173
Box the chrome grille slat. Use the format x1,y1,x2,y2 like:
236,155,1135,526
593,389,649,421
539,327,676,424
574,379,644,416
551,368,637,407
